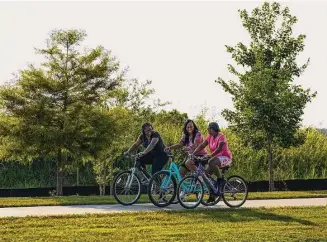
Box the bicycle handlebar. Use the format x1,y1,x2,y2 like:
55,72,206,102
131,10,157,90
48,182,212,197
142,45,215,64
125,151,174,160
188,154,210,161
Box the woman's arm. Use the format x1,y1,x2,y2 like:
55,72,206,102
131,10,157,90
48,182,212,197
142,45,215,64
189,134,203,151
143,138,159,154
166,141,184,151
192,140,208,155
126,136,142,154
211,142,225,157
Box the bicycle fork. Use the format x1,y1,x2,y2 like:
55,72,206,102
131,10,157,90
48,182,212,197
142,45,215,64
125,168,136,189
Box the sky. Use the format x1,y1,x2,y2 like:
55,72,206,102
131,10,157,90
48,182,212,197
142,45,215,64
0,0,326,128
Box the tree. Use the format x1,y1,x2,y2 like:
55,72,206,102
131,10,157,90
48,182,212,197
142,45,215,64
217,2,316,191
0,29,123,195
92,79,168,195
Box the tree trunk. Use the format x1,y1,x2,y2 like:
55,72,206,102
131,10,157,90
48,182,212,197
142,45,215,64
76,167,80,186
109,161,114,196
267,133,274,191
102,167,107,196
99,183,106,196
56,149,64,196
99,164,107,196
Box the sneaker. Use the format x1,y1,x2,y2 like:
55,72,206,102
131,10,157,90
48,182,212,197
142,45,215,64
206,193,216,204
215,178,225,195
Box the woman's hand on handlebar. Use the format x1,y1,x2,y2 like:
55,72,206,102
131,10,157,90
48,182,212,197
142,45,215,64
136,152,145,158
164,147,171,152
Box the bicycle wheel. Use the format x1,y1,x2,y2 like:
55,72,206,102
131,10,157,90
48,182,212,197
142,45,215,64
148,171,177,208
177,175,203,209
222,175,248,208
113,170,141,206
201,182,221,206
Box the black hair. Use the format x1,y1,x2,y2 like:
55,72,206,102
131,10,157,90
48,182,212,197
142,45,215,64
141,122,153,137
208,122,220,133
182,119,199,145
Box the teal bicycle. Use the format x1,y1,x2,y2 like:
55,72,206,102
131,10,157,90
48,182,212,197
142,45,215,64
147,153,220,207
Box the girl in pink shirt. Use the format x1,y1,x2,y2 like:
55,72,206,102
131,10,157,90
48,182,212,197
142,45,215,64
165,119,207,177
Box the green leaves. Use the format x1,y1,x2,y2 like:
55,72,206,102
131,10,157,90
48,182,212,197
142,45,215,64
0,29,125,195
218,2,316,148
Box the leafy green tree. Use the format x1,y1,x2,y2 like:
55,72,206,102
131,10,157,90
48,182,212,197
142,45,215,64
92,79,168,195
217,2,316,190
0,29,123,195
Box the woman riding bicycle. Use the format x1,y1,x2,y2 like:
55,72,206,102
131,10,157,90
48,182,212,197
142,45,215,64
164,119,207,177
190,122,232,202
124,123,169,175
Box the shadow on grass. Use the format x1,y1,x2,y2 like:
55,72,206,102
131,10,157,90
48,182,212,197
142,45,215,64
60,202,318,226
175,207,317,226
55,195,150,206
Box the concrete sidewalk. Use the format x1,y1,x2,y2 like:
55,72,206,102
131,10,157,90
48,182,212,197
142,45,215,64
0,198,326,218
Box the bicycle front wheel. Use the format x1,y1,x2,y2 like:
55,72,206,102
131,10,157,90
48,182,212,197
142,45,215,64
177,175,203,209
222,175,248,208
113,171,141,206
148,171,177,207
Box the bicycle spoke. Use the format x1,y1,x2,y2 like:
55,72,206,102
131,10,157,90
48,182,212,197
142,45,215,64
113,171,141,205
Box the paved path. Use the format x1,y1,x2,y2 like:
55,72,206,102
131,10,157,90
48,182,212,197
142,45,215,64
0,198,326,218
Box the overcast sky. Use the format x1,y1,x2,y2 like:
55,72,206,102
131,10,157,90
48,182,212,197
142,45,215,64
1,1,326,128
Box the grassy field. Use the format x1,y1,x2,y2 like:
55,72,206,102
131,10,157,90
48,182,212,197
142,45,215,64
0,206,326,241
0,190,326,208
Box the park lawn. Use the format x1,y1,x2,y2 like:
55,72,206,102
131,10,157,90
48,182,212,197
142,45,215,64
0,206,327,241
0,190,326,208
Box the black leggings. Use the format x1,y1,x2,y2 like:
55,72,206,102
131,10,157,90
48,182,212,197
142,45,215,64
138,152,169,175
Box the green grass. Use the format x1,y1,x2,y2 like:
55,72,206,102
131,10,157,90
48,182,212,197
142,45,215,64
0,190,326,208
0,206,327,241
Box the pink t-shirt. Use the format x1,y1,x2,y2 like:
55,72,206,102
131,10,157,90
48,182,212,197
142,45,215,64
181,131,207,156
206,133,232,159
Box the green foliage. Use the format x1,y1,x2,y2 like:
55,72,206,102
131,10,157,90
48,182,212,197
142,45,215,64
224,128,327,181
0,29,123,195
276,128,327,180
0,160,95,188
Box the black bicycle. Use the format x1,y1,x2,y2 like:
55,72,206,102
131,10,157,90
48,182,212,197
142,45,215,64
113,154,152,206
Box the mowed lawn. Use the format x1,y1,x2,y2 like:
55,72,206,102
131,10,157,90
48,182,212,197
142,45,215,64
0,190,326,208
0,206,327,241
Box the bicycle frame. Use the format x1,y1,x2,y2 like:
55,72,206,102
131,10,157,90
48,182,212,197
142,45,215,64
195,164,219,194
160,157,208,193
126,157,152,188
160,158,181,189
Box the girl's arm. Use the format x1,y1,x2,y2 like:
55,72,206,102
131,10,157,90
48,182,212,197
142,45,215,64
166,141,184,151
192,140,208,155
211,142,225,157
143,138,159,154
126,136,142,154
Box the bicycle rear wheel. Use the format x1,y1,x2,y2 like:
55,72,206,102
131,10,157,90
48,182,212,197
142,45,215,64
222,175,248,208
113,171,141,206
148,171,177,207
177,175,203,209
